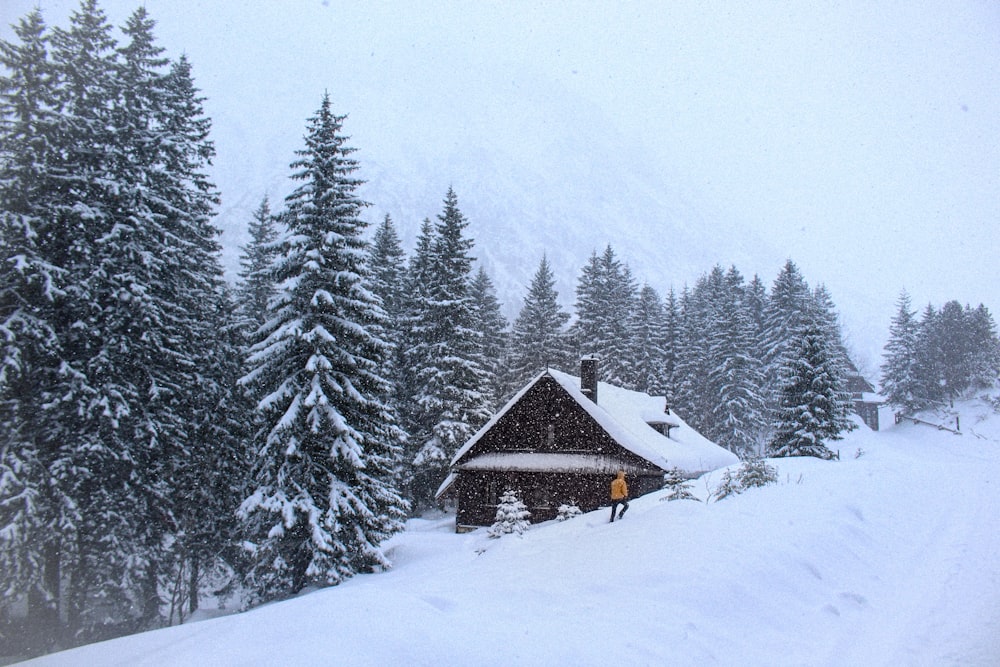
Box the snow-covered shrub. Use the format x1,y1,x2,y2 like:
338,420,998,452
489,489,531,537
738,458,779,489
712,469,743,502
661,467,697,502
713,459,778,501
556,503,583,521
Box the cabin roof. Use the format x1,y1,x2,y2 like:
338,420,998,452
449,368,738,476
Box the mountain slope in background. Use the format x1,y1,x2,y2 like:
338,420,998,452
3,0,998,370
25,396,1000,666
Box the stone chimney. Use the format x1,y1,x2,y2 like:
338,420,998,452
580,356,599,404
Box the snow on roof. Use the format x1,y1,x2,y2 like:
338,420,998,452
449,368,738,476
546,369,738,474
434,471,457,499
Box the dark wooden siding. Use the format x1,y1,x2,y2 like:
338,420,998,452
456,469,664,527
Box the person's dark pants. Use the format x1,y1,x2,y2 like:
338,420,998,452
610,498,629,521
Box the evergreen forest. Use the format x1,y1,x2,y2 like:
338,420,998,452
1,2,998,657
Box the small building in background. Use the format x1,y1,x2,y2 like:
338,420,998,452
436,358,738,531
844,359,884,431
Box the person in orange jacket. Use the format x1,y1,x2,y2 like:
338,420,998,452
610,470,629,522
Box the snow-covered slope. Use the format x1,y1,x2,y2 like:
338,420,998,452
25,396,1000,666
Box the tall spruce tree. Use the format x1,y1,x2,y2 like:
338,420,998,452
2,3,238,645
661,286,682,408
632,284,668,396
571,245,638,388
761,260,814,394
469,266,509,408
366,214,409,444
397,217,436,490
965,304,1000,390
401,190,491,508
235,196,282,341
706,267,767,457
239,94,406,605
509,254,571,389
936,301,977,404
153,50,238,623
769,322,853,459
911,300,1000,406
672,285,707,427
672,269,730,435
368,214,408,332
47,2,181,633
0,9,70,647
880,290,921,413
913,303,945,406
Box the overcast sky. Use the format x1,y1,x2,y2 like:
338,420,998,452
3,1,998,366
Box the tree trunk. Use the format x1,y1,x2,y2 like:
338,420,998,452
142,563,161,629
25,543,62,653
188,553,199,615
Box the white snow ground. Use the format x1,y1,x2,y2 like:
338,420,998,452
23,397,1000,667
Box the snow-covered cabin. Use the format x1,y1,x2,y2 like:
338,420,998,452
844,359,884,431
437,358,738,531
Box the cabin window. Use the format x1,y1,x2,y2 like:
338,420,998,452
647,422,675,438
546,423,555,448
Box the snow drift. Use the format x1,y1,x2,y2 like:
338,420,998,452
23,395,1000,666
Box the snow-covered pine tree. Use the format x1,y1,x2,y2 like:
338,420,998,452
570,245,639,389
366,214,410,487
469,266,509,409
556,503,583,521
662,467,697,502
745,273,768,341
396,217,436,498
911,300,1000,406
367,214,408,356
46,2,167,634
761,260,815,408
672,270,724,436
169,284,246,622
661,286,682,409
632,284,669,396
0,9,70,645
3,2,238,642
672,285,708,429
737,457,779,490
153,51,244,623
706,267,767,457
808,284,855,438
614,263,642,388
811,284,855,382
935,301,982,404
880,290,922,413
509,254,571,389
235,196,282,342
239,94,406,605
488,489,531,537
768,322,852,459
912,303,946,406
231,198,285,563
965,304,1000,390
401,190,491,509
941,301,973,402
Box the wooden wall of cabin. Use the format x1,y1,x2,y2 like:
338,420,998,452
473,376,623,456
455,469,665,528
